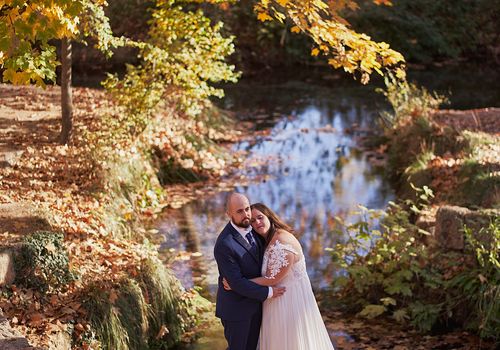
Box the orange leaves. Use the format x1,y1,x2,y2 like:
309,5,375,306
0,281,88,348
156,324,170,339
257,12,273,22
28,313,46,327
150,113,230,178
373,0,393,6
109,290,119,304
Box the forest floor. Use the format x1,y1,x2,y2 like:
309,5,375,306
0,84,498,349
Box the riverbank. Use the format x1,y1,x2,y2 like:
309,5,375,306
328,84,499,348
0,83,230,349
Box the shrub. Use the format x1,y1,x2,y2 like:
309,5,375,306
378,73,448,129
331,189,499,341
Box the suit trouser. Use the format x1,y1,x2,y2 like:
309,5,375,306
221,310,262,350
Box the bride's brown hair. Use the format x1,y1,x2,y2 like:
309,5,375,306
250,203,295,246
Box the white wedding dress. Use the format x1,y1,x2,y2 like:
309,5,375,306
259,240,335,350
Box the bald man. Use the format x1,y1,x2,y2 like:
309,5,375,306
214,193,285,350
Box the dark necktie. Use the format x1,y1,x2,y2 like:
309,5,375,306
245,232,255,246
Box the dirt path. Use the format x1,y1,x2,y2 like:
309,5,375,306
0,84,62,167
0,85,63,349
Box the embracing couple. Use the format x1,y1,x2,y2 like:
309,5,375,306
214,192,334,350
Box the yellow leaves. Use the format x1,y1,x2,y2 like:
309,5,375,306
0,0,104,85
395,67,407,80
257,0,405,81
123,211,134,221
257,12,273,22
3,69,31,85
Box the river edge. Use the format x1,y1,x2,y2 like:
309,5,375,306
319,107,499,349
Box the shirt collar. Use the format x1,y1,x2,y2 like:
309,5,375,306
230,220,252,237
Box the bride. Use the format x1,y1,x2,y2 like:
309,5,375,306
225,203,334,350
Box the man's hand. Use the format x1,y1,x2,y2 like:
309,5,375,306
272,286,286,298
222,277,232,291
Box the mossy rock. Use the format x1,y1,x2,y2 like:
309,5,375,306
434,206,499,250
14,231,76,292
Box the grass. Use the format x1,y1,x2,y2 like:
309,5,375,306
455,159,499,208
85,279,148,350
84,257,201,350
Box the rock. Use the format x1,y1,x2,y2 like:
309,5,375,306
434,206,469,250
0,249,15,286
0,311,42,349
434,205,498,250
0,149,24,168
47,331,71,350
0,203,52,240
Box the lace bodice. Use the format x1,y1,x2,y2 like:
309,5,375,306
262,239,307,284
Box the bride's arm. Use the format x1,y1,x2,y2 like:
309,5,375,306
250,276,277,286
251,247,296,286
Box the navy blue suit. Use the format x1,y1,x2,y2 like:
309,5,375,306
214,222,268,350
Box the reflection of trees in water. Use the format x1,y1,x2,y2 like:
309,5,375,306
179,206,200,253
159,92,393,291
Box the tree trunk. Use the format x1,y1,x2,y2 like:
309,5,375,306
60,38,73,145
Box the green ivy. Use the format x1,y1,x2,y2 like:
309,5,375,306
14,231,77,292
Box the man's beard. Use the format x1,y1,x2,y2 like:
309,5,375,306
233,217,250,228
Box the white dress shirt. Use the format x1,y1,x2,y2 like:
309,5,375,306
230,221,273,299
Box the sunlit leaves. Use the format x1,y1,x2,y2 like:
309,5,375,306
255,0,405,83
105,1,239,121
358,304,386,318
0,0,119,85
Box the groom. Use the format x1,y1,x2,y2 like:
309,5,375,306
214,192,285,350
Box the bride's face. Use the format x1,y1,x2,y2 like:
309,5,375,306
251,208,271,236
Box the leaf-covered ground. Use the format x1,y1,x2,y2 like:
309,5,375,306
0,84,167,348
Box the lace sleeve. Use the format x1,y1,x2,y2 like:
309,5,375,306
265,240,298,280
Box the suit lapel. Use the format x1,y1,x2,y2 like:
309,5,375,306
228,224,260,264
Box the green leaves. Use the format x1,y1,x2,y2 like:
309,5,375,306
392,308,409,323
14,231,77,292
409,301,442,332
105,1,239,122
358,304,386,319
331,192,499,339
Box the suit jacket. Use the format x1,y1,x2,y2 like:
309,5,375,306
214,222,268,321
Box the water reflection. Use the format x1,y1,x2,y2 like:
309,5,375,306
158,79,395,296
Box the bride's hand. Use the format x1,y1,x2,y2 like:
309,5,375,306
222,277,232,291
